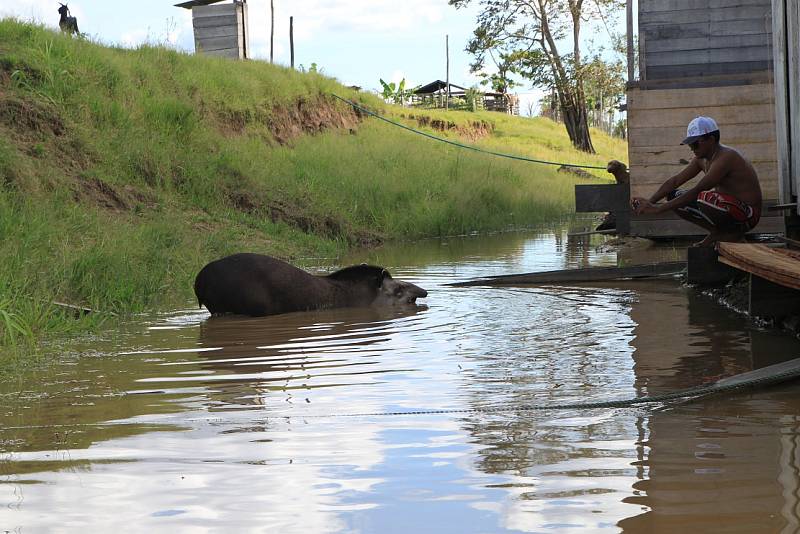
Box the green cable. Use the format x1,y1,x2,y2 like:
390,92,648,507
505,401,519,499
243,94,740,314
332,93,611,171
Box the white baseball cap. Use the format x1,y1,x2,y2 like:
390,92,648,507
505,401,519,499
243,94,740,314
681,116,719,145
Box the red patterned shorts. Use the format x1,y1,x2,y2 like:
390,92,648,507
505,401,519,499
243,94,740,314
668,189,761,232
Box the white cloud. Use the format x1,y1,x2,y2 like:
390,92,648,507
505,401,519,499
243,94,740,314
248,0,448,38
244,0,452,62
118,14,193,50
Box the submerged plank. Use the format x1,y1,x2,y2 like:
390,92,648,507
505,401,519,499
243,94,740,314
449,262,686,287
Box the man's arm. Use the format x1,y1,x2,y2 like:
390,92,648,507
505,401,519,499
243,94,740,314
647,159,703,203
638,154,730,214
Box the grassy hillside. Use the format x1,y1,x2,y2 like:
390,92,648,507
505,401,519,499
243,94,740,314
0,19,626,350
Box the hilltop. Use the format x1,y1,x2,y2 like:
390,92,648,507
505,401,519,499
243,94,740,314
0,19,626,346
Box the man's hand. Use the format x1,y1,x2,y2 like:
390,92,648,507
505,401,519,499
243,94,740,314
630,197,659,215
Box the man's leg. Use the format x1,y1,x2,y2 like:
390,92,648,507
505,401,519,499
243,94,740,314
667,191,719,246
693,193,751,244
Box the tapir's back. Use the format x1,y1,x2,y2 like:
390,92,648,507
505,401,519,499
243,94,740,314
194,253,321,316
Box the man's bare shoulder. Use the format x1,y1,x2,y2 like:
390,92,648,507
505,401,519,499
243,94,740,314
717,144,749,163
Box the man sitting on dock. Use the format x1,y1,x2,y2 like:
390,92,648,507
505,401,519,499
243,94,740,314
631,116,762,247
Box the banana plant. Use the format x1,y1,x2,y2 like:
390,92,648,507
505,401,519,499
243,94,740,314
379,78,412,106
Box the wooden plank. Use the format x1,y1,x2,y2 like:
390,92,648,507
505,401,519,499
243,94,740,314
772,0,791,203
628,123,776,147
629,143,778,165
626,0,634,82
629,163,779,188
644,33,770,54
630,215,784,237
632,186,781,202
449,262,687,287
175,0,226,8
196,35,241,52
647,47,771,67
640,0,771,12
192,14,238,28
631,180,780,202
643,19,770,42
575,184,629,212
640,5,770,25
627,84,774,110
630,161,779,179
790,0,800,205
193,3,238,17
628,72,773,90
646,62,773,80
718,243,800,288
203,47,242,59
639,9,647,82
194,25,239,39
630,165,779,185
629,103,775,127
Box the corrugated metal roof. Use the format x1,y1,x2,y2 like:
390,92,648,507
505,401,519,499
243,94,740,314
414,80,468,94
175,0,234,9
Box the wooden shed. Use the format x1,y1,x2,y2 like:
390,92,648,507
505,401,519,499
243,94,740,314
175,0,250,59
623,0,798,237
411,80,519,114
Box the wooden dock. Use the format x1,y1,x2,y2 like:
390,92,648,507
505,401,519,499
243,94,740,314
710,242,800,319
718,243,800,290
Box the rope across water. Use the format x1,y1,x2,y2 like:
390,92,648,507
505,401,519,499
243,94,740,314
306,359,800,418
2,359,798,431
331,94,609,170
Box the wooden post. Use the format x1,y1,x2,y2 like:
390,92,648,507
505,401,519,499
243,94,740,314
289,16,294,69
445,34,450,111
749,274,800,319
241,0,248,59
626,0,634,82
270,0,274,64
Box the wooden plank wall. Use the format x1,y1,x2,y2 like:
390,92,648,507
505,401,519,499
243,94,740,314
192,2,247,59
639,0,773,81
627,83,782,236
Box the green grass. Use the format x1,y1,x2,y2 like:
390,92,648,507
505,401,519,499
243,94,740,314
0,19,627,357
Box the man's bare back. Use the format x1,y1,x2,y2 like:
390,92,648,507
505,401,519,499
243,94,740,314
700,144,761,207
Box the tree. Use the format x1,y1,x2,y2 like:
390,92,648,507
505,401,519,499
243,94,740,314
451,0,623,153
582,53,625,135
465,41,520,95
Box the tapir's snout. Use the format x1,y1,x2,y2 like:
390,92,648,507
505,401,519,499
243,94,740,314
407,283,427,303
376,278,428,307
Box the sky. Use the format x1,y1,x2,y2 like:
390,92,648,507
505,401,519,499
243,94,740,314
1,0,624,115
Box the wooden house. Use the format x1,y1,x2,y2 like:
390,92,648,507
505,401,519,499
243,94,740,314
175,0,250,59
622,0,798,237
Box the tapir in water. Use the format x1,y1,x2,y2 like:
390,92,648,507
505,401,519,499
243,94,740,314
194,253,428,317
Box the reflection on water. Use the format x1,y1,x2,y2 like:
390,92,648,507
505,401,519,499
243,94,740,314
2,224,800,533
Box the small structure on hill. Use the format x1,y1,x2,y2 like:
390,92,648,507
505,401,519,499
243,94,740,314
411,80,519,115
175,0,250,59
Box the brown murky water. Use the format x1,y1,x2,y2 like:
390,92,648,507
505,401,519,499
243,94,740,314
3,225,800,533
